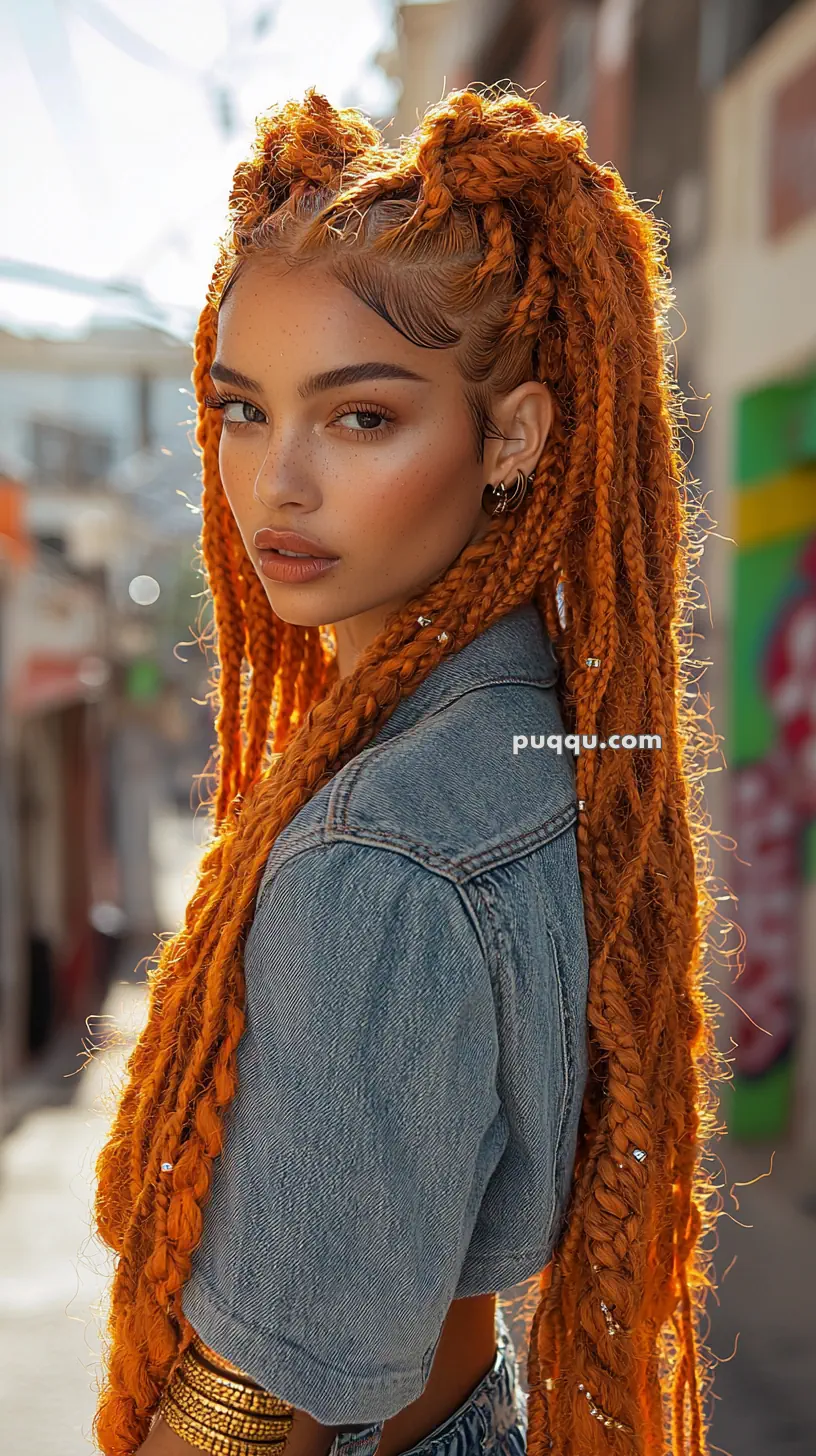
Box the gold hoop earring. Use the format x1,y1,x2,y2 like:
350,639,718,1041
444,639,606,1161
481,468,534,518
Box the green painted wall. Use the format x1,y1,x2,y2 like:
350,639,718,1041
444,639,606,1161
731,535,809,765
736,370,816,486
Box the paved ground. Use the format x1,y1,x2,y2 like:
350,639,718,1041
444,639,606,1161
0,808,209,1455
0,810,814,1453
0,984,143,1453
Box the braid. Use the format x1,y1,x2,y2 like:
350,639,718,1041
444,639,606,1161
295,624,328,725
271,620,308,751
241,568,280,790
194,308,246,821
93,85,726,1456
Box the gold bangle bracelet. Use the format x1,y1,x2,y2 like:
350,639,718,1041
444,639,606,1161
179,1345,295,1418
157,1329,297,1454
159,1387,288,1455
167,1375,295,1441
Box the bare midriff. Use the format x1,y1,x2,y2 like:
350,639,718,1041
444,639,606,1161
373,1292,499,1456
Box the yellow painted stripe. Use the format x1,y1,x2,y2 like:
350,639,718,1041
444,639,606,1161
735,468,816,547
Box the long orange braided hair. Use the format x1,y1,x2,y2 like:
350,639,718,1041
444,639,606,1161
93,86,726,1456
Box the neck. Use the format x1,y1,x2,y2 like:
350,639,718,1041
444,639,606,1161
332,596,411,679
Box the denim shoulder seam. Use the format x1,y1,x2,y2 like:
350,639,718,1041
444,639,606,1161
253,830,489,965
254,825,328,909
256,798,577,907
328,801,576,878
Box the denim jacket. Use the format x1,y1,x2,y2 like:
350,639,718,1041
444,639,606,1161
181,600,590,1456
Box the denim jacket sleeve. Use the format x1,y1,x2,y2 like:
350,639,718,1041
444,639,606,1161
180,834,505,1435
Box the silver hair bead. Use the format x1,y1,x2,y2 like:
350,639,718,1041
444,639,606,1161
417,615,433,627
632,1147,648,1163
600,1300,623,1337
437,631,449,643
161,1162,174,1173
577,1383,631,1433
585,656,602,668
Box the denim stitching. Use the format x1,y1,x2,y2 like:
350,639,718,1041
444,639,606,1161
325,805,578,879
466,877,508,1066
256,810,579,920
541,918,573,1253
187,1265,427,1386
257,762,575,910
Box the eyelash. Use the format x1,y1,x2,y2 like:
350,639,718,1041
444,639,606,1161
203,394,397,439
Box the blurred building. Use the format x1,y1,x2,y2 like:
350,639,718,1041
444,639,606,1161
384,0,816,1165
699,0,816,1163
377,0,497,135
0,475,32,1101
0,265,206,1115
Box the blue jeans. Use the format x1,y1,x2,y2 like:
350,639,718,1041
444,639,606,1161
391,1307,527,1456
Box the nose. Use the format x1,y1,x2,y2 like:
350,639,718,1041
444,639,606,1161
253,442,319,512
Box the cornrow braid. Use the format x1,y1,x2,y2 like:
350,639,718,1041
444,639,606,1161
92,84,727,1456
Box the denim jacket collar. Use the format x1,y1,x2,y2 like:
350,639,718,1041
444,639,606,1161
368,600,560,747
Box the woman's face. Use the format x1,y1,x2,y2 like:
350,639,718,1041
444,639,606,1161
210,256,547,672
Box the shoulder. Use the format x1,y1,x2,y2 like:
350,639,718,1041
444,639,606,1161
256,670,579,904
323,676,577,878
247,830,491,1035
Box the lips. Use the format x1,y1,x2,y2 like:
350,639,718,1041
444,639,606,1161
253,528,339,559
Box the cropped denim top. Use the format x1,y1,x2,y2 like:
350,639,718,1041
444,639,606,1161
181,600,591,1453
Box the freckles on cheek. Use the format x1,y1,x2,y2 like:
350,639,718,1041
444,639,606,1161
219,442,255,517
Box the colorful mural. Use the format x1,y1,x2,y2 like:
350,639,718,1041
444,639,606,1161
727,366,816,1139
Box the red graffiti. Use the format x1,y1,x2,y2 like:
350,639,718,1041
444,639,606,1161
730,754,800,1078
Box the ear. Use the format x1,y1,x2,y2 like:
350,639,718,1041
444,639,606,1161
482,381,553,487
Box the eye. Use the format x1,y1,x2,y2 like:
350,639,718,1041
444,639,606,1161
222,398,265,425
331,403,395,437
204,394,266,428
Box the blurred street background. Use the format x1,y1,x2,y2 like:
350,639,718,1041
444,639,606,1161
0,1,815,1452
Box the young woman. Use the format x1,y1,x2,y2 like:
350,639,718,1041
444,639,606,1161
92,86,723,1456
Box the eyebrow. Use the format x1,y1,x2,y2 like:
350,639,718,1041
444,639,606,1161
209,360,431,398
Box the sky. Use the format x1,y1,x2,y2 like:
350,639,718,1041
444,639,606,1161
0,0,400,326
